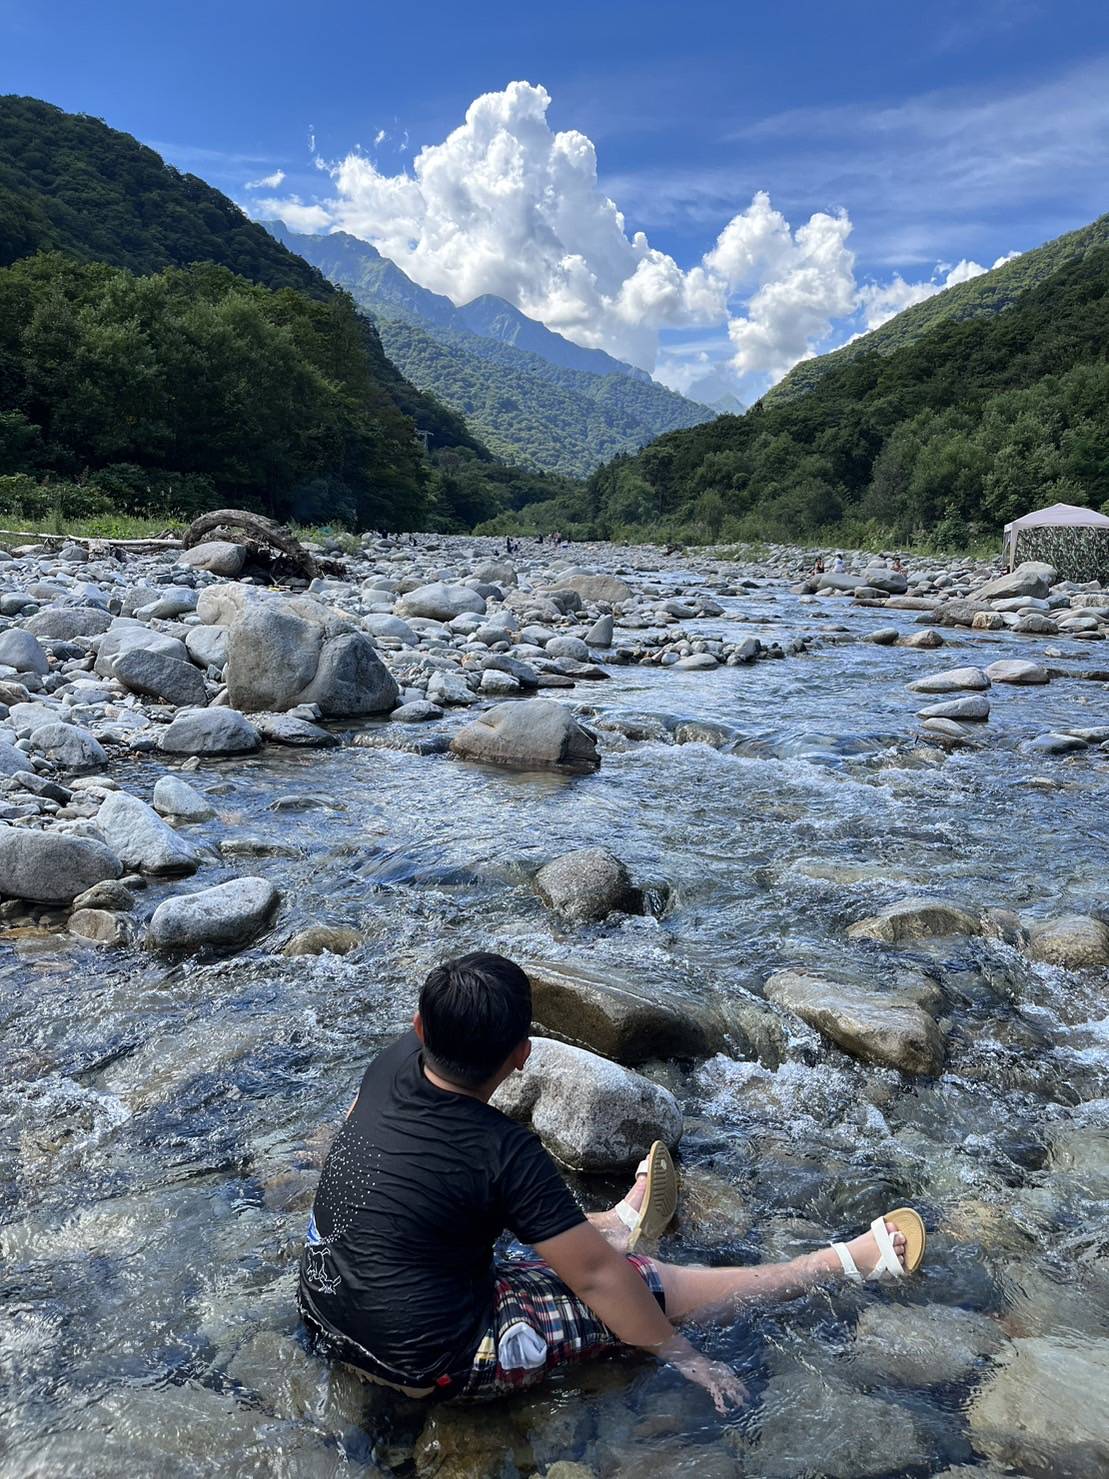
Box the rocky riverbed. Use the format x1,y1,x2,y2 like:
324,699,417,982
1,531,1107,1477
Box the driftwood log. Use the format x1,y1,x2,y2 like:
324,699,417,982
182,509,318,580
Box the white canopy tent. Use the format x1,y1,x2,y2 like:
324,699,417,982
1004,501,1109,571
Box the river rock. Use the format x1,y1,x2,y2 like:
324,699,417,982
26,605,112,639
527,959,720,1063
93,624,190,678
0,628,49,674
158,708,261,756
72,878,135,911
867,628,899,645
152,775,215,822
1025,732,1088,755
851,1302,1002,1386
97,791,200,875
31,721,108,771
847,897,981,943
221,604,318,711
977,561,1057,600
533,847,643,924
0,741,29,777
283,924,363,957
148,876,280,951
764,969,945,1075
675,652,719,670
1025,914,1109,968
740,1369,929,1479
0,830,121,904
184,624,228,671
984,659,1049,685
969,1336,1109,1477
863,568,908,595
297,632,399,716
449,699,599,771
253,713,338,747
901,628,944,648
586,614,614,646
556,572,631,604
68,907,135,947
917,694,990,721
908,667,989,693
177,540,246,576
492,1036,682,1171
363,612,419,645
427,670,474,705
111,646,208,707
396,582,485,620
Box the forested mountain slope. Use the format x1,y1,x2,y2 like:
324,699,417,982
0,95,484,459
274,225,714,478
772,213,1109,404
540,242,1109,546
0,95,584,530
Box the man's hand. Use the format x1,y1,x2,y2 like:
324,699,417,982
667,1350,748,1413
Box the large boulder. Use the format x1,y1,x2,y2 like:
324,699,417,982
764,969,945,1075
177,540,246,576
0,830,122,904
225,604,322,711
969,1336,1109,1477
0,628,49,675
1026,914,1109,969
553,572,631,605
449,699,599,771
93,624,190,679
31,721,108,771
533,847,643,924
184,625,228,672
0,741,30,777
862,568,908,595
847,897,981,944
296,632,398,716
147,876,280,951
96,792,201,875
158,708,261,756
226,605,397,716
527,960,721,1064
492,1036,682,1171
111,646,208,707
976,561,1057,601
395,582,485,621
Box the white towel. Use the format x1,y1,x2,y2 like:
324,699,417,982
497,1320,547,1371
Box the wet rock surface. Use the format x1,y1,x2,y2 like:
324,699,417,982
2,530,1108,1474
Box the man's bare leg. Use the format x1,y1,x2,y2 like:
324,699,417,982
656,1221,908,1322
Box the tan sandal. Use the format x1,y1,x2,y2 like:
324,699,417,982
832,1206,926,1282
616,1140,679,1251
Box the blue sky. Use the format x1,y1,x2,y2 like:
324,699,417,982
4,0,1107,400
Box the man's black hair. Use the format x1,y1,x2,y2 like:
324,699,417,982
419,952,532,1087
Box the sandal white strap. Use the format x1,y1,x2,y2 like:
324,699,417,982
869,1216,905,1280
615,1200,639,1231
635,1158,650,1178
831,1241,862,1284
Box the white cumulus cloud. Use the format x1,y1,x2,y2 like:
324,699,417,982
857,249,1021,332
249,82,1019,396
244,169,286,190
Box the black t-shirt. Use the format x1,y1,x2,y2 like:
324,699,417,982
299,1031,585,1384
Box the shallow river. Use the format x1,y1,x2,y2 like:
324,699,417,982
3,569,1108,1477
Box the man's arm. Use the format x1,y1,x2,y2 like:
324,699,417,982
533,1221,747,1412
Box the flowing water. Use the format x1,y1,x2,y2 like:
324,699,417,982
2,569,1108,1476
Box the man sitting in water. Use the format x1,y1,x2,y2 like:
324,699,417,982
298,954,923,1409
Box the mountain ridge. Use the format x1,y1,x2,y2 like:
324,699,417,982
273,223,714,479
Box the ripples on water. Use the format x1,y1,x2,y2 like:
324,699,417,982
2,583,1108,1476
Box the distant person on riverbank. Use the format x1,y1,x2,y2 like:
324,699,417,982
892,556,906,574
833,554,846,572
298,954,924,1410
810,556,825,576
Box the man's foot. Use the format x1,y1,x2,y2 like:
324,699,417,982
843,1220,908,1278
587,1166,649,1253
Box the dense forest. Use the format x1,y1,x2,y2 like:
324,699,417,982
0,95,575,530
772,212,1109,404
279,226,713,479
487,245,1109,546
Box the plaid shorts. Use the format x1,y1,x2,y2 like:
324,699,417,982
462,1253,665,1399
